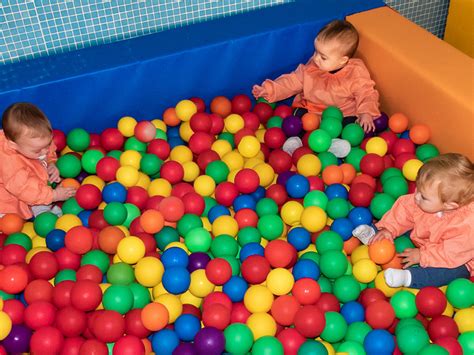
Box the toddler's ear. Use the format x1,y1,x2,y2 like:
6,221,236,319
340,55,349,66
443,201,459,210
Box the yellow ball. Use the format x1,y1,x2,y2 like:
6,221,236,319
375,271,401,297
26,247,51,263
194,175,216,197
402,159,424,181
170,145,193,163
211,140,233,158
212,215,239,237
266,268,295,296
21,221,36,237
366,137,388,156
255,128,266,143
222,151,245,171
117,236,146,264
175,100,197,122
155,293,183,323
224,113,244,134
280,201,304,226
351,245,370,264
353,259,378,283
135,257,164,287
116,225,130,237
152,119,167,132
244,157,264,169
227,170,238,184
116,165,140,187
244,285,274,313
82,175,105,190
454,308,474,333
246,312,277,339
118,116,137,137
253,163,275,187
0,311,12,341
56,214,82,232
297,243,317,257
179,121,194,142
164,242,189,254
0,298,3,311
136,172,151,189
201,217,212,232
148,178,172,197
300,206,327,233
297,154,322,176
120,150,142,169
180,290,203,308
152,283,168,299
32,235,47,248
238,136,261,158
189,269,215,298
442,301,454,317
182,161,200,182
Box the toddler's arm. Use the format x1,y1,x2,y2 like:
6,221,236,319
356,113,376,133
375,194,417,238
52,186,76,202
47,163,61,183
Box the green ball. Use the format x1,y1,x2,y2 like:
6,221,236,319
419,344,449,355
257,97,276,109
33,212,58,237
211,234,239,257
315,231,344,254
337,341,365,355
107,150,122,160
185,227,212,252
333,275,361,303
5,232,32,251
257,214,284,241
256,198,279,217
395,318,425,335
129,282,151,309
322,106,343,121
299,251,320,265
206,161,230,184
124,137,147,152
341,123,364,146
54,269,77,285
123,203,141,228
309,129,332,153
107,262,135,285
318,151,338,170
395,235,416,253
57,154,82,178
380,167,403,185
266,116,283,128
67,128,90,152
459,331,474,354
326,198,350,219
102,284,134,314
177,214,203,237
396,325,430,354
383,176,408,199
370,193,396,220
218,132,235,148
61,197,83,215
319,250,348,279
81,149,105,174
155,129,168,141
345,321,372,344
81,250,110,274
297,340,328,355
390,290,417,319
317,275,333,293
345,148,366,172
446,278,473,309
416,144,440,162
203,197,218,217
140,153,163,176
321,311,348,343
103,202,127,225
0,290,14,301
237,227,261,246
304,190,328,210
221,255,241,276
224,323,254,354
251,336,283,355
155,226,180,251
320,118,343,138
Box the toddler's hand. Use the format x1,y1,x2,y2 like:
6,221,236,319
252,85,266,99
399,248,420,268
356,113,376,133
47,163,61,183
53,186,76,202
369,228,393,244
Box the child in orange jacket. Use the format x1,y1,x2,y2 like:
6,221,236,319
253,20,381,157
361,153,474,288
0,103,76,219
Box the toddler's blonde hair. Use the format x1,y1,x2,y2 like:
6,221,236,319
2,102,52,142
317,20,359,58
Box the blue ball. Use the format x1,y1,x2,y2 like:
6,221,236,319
161,247,189,268
325,183,349,200
251,186,266,201
400,131,410,139
292,259,320,280
162,266,191,295
45,229,66,252
331,218,354,241
151,329,180,354
168,136,185,149
208,205,231,224
223,275,248,302
167,125,180,138
78,210,92,227
364,329,395,355
239,242,265,262
341,301,365,324
102,182,127,203
287,227,311,251
174,314,201,341
233,195,256,212
286,174,310,198
348,207,373,227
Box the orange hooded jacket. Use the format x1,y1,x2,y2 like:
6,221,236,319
376,194,474,276
0,130,57,219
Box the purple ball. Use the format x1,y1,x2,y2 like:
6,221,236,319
76,170,89,183
187,252,211,273
281,115,303,137
1,325,32,353
374,112,389,133
276,171,296,186
194,327,225,355
173,343,197,355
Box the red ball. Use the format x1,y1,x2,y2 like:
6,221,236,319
189,97,206,112
1,244,27,265
159,196,185,222
182,304,202,320
88,210,110,230
349,183,375,207
29,251,59,280
415,286,447,318
428,315,459,341
188,132,215,154
190,112,212,132
234,208,258,228
315,292,340,313
265,183,288,206
292,278,321,305
351,174,377,190
124,308,151,339
56,306,87,337
264,127,286,149
434,337,463,355
53,129,67,152
209,113,225,135
76,264,103,283
65,226,93,255
365,299,395,329
231,94,252,114
360,153,385,177
308,176,325,191
147,139,170,160
100,128,124,151
234,169,260,194
230,302,251,324
294,305,326,338
273,105,293,119
144,196,164,211
89,133,101,148
76,184,102,210
268,149,292,174
205,258,232,285
113,335,145,355
24,279,54,303
30,326,64,354
24,301,56,329
202,291,233,311
172,182,195,198
202,303,231,330
70,280,102,312
240,255,271,284
0,264,29,294
264,240,297,268
292,146,314,165
79,339,108,355
215,182,239,207
394,152,417,170
392,138,416,157
271,295,301,326
53,280,75,309
242,112,260,131
2,299,25,324
92,310,126,343
182,192,205,216
379,131,398,154
55,247,82,270
253,102,274,123
134,121,156,143
234,128,255,146
96,156,120,182
136,232,157,253
126,186,149,211
278,328,306,355
62,337,85,355
160,160,184,184
196,149,220,172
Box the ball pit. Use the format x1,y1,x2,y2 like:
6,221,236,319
0,97,472,355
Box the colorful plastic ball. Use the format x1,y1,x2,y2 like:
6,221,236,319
238,135,261,158
454,308,474,333
340,301,365,324
388,113,409,133
141,302,169,332
29,251,59,280
0,324,31,353
333,275,361,303
300,206,327,233
320,311,348,343
368,239,395,264
29,326,64,354
113,335,145,355
265,268,294,296
162,266,191,294
325,183,348,200
223,275,248,303
65,226,93,255
370,193,395,220
240,255,270,284
342,123,365,146
151,328,179,354
70,280,102,311
348,183,375,208
292,278,321,305
284,174,309,199
173,313,200,342
234,169,260,194
397,325,430,354
365,137,388,156
320,117,342,138
428,315,460,341
223,323,254,354
287,227,311,252
308,129,332,152
345,147,366,172
100,127,124,151
348,206,372,227
326,197,350,219
364,329,395,355
330,217,354,241
33,211,59,237
67,128,90,152
416,143,440,162
409,124,431,144
360,153,385,177
402,158,423,181
365,299,395,329
257,214,284,241
415,286,447,318
205,258,232,286
446,278,473,309
292,259,320,281
194,327,226,355
175,99,197,122
319,250,348,279
75,184,102,210
353,259,378,283
56,154,82,178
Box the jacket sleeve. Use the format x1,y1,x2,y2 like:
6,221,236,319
3,167,54,205
349,64,381,117
375,194,416,238
260,64,306,103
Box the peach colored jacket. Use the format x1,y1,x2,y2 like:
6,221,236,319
0,130,57,219
259,58,380,117
376,194,474,276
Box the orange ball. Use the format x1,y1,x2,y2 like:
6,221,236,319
322,165,344,185
140,209,165,234
344,237,361,256
98,226,125,254
159,196,185,222
141,302,169,331
340,163,356,185
163,107,181,127
210,96,232,117
388,113,409,133
409,124,431,144
302,112,320,131
0,213,25,235
368,239,396,265
382,254,403,270
60,178,81,189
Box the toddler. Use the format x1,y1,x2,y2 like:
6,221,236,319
0,103,76,219
356,153,474,288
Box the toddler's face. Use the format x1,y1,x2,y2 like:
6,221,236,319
414,182,445,213
12,131,52,160
312,38,349,72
